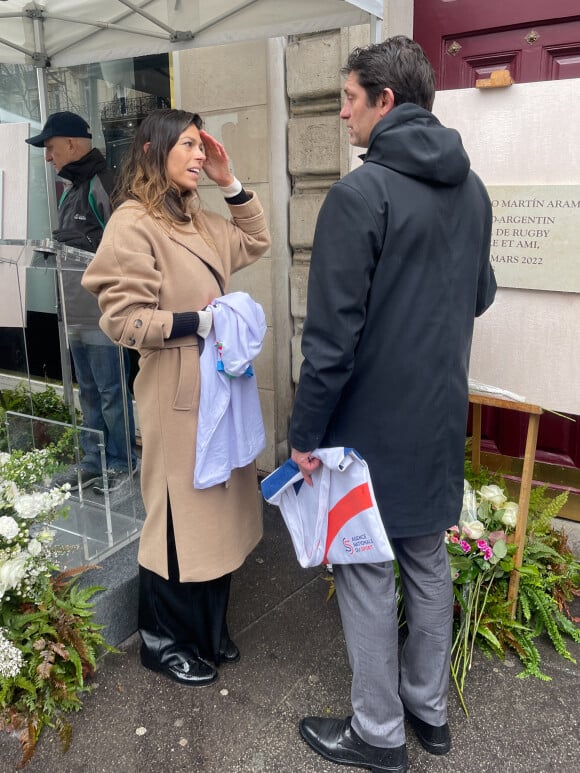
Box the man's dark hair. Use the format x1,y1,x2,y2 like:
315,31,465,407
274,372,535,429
342,35,436,111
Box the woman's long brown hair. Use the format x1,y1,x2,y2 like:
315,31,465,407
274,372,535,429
112,109,203,227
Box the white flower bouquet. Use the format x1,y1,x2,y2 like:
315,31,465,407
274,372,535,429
444,459,579,715
446,479,518,712
0,449,69,607
393,450,579,714
0,449,70,602
0,447,111,768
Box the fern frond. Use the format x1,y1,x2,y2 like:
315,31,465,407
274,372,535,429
526,587,577,662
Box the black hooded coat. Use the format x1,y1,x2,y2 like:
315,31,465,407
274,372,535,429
288,104,497,538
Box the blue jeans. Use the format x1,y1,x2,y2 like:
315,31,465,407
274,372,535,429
68,328,137,472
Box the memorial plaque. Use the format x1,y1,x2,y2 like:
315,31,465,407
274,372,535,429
486,185,580,293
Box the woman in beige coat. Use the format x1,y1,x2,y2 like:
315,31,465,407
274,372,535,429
82,109,270,687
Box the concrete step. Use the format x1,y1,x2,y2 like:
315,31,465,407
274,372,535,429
77,539,140,647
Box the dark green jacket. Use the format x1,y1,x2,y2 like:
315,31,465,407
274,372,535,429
54,147,114,252
54,148,114,327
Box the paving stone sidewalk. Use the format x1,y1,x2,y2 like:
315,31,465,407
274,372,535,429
1,505,579,773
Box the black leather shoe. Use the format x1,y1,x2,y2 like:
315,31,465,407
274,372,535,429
299,716,408,773
219,639,240,664
140,646,218,687
403,707,450,755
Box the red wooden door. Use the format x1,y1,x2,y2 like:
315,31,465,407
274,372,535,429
414,0,580,470
414,0,580,89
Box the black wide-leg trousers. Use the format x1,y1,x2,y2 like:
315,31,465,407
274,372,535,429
138,499,232,666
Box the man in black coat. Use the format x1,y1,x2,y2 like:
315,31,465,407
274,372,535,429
26,112,136,493
289,37,496,773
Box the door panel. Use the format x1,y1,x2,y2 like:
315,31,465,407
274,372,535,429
440,22,580,89
414,0,580,88
414,0,580,470
544,46,580,78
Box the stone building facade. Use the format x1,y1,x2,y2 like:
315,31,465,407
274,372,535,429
173,3,408,473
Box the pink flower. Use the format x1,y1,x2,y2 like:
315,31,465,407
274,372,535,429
460,540,471,553
448,525,460,534
487,529,506,546
449,534,460,544
477,540,489,551
483,547,493,561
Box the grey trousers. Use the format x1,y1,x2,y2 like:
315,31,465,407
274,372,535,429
332,533,453,748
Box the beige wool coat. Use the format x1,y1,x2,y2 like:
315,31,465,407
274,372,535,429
81,193,270,581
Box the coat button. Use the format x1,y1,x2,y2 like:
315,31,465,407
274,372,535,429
134,319,143,328
127,337,136,346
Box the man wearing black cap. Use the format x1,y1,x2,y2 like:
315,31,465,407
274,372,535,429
26,111,137,493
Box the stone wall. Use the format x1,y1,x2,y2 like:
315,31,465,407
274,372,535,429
174,38,293,473
286,2,409,411
172,4,405,472
175,29,372,472
286,26,371,385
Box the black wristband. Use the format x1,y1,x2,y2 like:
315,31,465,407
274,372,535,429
169,311,200,340
226,188,251,205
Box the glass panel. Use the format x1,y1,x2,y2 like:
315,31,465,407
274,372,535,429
4,411,144,567
56,243,138,484
0,241,144,568
0,239,63,388
1,55,170,382
0,240,136,484
0,240,34,416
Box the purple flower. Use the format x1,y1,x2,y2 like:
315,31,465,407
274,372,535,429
460,540,471,554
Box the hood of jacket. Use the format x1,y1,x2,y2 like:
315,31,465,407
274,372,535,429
364,103,471,186
58,147,107,185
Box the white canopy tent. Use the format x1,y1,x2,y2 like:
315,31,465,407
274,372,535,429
0,0,383,229
0,1,383,68
0,0,384,470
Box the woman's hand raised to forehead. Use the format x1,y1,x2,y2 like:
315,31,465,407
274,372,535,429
200,130,235,188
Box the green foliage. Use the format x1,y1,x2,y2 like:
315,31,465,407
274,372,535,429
458,459,579,699
1,446,116,768
463,440,505,490
526,486,570,534
396,448,580,714
0,383,72,424
0,568,115,768
514,507,580,674
0,383,81,460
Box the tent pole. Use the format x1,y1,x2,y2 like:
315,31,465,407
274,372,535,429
36,67,58,234
370,14,382,44
36,69,74,411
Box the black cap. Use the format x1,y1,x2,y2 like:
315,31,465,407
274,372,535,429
26,111,92,147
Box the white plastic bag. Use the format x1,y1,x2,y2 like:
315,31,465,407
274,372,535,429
261,447,394,568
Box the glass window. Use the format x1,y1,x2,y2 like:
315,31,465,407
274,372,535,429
0,54,171,381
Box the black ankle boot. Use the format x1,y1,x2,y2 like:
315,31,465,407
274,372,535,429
218,638,240,664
